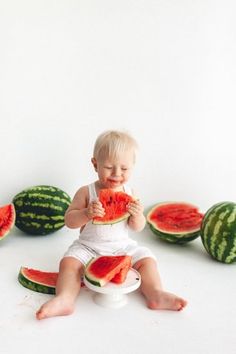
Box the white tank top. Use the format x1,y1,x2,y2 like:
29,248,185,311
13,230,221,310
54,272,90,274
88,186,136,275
79,183,132,247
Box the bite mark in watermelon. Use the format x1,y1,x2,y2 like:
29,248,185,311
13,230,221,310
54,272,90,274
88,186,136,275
84,255,132,287
147,202,204,244
0,204,15,240
93,189,133,225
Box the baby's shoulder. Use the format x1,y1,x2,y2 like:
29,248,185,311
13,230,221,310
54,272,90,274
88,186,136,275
73,185,89,200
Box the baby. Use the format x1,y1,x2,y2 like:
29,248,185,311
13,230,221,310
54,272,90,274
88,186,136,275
36,130,187,319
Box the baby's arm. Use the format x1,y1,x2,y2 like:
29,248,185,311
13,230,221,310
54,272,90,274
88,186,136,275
127,199,146,232
65,186,104,229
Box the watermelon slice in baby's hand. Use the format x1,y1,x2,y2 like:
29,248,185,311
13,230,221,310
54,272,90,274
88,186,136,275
93,189,134,225
84,255,132,287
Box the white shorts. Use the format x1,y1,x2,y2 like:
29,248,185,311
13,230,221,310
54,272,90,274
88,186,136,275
63,238,156,266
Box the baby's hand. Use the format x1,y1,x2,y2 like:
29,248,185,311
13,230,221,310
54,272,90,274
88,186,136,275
86,200,105,220
86,200,105,219
127,199,144,218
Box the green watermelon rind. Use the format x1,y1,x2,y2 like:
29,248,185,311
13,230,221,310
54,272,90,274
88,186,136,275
149,224,200,244
200,201,236,264
93,212,130,225
13,185,71,235
84,258,106,287
84,274,103,287
18,267,56,294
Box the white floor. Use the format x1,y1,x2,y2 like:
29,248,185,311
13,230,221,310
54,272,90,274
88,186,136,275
1,224,236,354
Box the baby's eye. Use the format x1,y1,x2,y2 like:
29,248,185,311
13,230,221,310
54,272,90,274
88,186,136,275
104,166,113,170
121,168,128,171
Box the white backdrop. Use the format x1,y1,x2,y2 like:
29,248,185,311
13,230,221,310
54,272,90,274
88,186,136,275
1,0,236,213
1,3,236,354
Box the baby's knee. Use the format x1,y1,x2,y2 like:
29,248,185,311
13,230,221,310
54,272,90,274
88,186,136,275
133,256,157,270
59,257,84,272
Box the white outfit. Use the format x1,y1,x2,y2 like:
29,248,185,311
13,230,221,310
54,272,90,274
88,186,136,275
63,183,155,266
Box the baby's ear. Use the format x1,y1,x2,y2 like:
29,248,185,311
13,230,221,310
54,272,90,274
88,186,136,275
91,157,97,171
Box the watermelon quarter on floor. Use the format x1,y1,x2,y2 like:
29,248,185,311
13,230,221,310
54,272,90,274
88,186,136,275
18,267,58,294
200,201,236,263
13,185,71,235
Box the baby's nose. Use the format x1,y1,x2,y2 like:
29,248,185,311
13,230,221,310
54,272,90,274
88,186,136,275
112,167,121,176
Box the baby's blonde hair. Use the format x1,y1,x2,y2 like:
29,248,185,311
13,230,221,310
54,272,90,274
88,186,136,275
93,130,138,162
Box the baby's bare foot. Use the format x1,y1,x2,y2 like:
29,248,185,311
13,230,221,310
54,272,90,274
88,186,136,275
36,296,74,320
144,289,187,311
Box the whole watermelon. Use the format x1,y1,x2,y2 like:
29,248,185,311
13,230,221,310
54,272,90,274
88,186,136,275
200,201,236,263
13,185,71,235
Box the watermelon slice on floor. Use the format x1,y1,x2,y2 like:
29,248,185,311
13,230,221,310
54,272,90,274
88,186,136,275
93,189,134,225
84,255,132,287
18,267,84,294
18,267,58,294
147,202,204,244
0,204,15,241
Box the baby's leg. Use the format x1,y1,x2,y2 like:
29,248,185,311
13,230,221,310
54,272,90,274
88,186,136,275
133,257,187,311
36,257,84,320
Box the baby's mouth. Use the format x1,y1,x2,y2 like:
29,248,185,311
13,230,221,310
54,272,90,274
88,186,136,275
107,179,121,184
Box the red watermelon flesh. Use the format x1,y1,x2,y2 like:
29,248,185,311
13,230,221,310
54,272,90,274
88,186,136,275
148,202,204,233
110,264,131,284
22,267,58,286
85,255,132,287
0,204,15,240
93,189,133,225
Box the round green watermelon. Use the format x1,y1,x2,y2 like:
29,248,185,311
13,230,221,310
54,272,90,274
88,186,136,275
200,201,236,263
13,185,71,235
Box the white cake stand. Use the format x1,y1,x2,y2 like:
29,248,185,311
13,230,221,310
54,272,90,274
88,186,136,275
83,268,141,309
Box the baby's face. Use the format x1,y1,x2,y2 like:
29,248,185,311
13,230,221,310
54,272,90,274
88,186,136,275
93,150,135,190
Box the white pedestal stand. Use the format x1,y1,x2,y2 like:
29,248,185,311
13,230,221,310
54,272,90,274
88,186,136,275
84,268,141,309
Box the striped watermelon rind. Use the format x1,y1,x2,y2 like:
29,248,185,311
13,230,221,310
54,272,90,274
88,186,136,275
200,201,236,264
18,267,57,294
13,185,71,235
149,224,200,244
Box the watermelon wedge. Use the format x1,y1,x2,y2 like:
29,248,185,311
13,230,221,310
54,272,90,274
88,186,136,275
18,267,85,294
93,189,134,225
0,204,15,241
84,255,132,287
18,267,58,294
